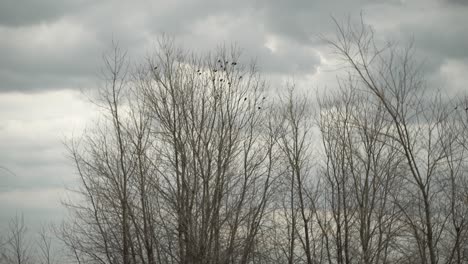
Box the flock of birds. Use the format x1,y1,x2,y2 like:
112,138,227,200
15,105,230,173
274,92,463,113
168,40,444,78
152,59,266,110
153,61,467,115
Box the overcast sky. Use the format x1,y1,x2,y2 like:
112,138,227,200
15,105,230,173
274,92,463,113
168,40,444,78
1,0,467,230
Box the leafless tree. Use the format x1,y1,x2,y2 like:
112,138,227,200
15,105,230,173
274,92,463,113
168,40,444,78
272,86,322,264
1,214,33,264
37,225,56,264
62,40,279,264
325,16,468,264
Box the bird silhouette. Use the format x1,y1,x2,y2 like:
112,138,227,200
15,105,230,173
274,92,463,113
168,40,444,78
239,76,242,79
455,106,458,110
214,69,217,72
154,66,158,70
218,59,221,63
244,97,247,101
220,79,223,82
262,97,266,100
258,106,261,110
231,62,237,66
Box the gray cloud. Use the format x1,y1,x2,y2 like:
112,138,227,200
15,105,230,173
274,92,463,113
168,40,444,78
446,0,468,5
1,0,466,92
0,0,91,27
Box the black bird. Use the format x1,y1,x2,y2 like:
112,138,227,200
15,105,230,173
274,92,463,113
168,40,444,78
455,106,458,110
154,66,158,70
214,69,217,72
228,82,231,85
220,79,223,82
218,59,221,63
262,97,266,100
199,73,202,75
244,97,247,101
239,76,242,79
258,106,261,110
231,62,237,66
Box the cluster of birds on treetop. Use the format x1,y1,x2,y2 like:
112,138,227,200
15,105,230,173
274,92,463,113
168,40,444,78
151,59,266,110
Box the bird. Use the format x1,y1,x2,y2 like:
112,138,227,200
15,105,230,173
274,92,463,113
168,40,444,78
262,96,266,100
455,106,458,110
244,97,247,101
228,82,231,85
154,66,158,70
239,76,242,79
258,106,261,110
220,79,223,82
214,69,217,72
231,62,237,66
218,59,221,63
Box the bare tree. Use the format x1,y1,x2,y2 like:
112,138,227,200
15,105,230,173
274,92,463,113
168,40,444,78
326,16,468,264
37,225,56,264
273,86,321,264
2,214,33,264
62,40,279,264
